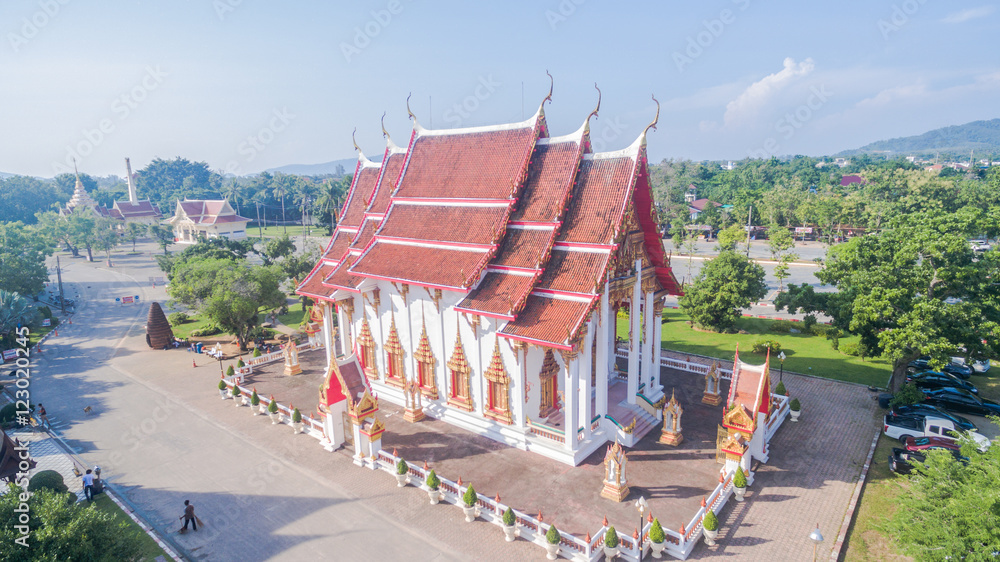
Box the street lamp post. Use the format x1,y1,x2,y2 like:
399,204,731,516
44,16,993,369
809,523,823,562
634,496,648,545
778,351,786,384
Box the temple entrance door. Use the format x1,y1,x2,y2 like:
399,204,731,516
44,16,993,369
342,412,354,447
715,425,728,464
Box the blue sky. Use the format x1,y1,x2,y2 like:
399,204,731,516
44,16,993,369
1,0,998,177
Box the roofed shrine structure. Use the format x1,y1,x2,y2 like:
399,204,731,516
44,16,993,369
62,158,162,225
298,88,682,465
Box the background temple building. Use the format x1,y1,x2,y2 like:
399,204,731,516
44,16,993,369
164,199,251,243
298,91,682,466
63,158,162,225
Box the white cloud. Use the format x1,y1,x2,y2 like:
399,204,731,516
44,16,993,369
855,83,927,109
943,6,995,23
723,57,815,127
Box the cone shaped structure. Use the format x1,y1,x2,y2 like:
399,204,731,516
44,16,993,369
146,302,174,349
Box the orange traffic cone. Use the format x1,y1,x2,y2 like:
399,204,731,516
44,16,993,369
53,329,58,337
192,359,197,368
68,318,72,325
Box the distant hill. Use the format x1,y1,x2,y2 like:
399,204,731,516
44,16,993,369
841,118,1000,158
264,158,362,176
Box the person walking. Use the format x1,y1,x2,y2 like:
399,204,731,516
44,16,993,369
37,404,49,428
81,469,95,502
179,500,198,533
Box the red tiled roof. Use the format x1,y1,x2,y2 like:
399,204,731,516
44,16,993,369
323,254,362,291
115,200,162,217
734,365,762,411
689,198,721,212
492,228,556,269
499,296,594,349
394,127,538,199
211,214,251,224
511,141,580,222
456,272,536,317
351,220,378,250
537,250,609,295
298,263,338,299
557,155,635,244
368,151,406,215
323,230,354,262
340,359,368,403
349,242,490,289
376,204,509,246
340,165,381,228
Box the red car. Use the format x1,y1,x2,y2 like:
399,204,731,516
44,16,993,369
905,436,961,453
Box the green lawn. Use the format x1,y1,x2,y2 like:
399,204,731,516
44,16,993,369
277,300,306,326
169,314,218,339
244,225,326,239
90,494,169,561
623,308,892,387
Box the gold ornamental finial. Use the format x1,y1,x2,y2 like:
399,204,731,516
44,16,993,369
381,111,391,142
589,82,601,121
406,92,416,121
352,128,361,153
642,94,660,140
543,70,554,105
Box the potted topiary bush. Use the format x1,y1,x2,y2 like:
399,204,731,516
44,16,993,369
461,484,480,522
789,398,801,422
502,506,517,542
733,466,748,501
425,470,442,505
702,509,719,546
774,381,787,396
545,524,561,560
237,357,245,368
291,407,303,433
649,518,666,558
218,378,228,399
226,364,235,378
603,525,620,559
231,384,242,406
395,458,409,487
250,388,260,414
252,347,262,358
267,397,280,424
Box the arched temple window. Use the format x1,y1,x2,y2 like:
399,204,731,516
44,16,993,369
357,317,378,380
538,349,559,418
446,327,473,412
483,340,512,425
414,323,438,399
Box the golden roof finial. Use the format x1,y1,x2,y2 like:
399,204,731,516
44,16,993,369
588,82,601,121
641,94,660,141
381,111,391,142
543,70,554,106
406,92,416,121
352,128,361,153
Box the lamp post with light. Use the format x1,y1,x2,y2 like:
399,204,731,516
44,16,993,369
809,523,823,562
634,496,648,544
778,351,786,384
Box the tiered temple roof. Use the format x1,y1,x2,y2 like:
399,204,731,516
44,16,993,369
298,93,682,350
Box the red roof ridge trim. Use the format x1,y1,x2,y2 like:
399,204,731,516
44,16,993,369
530,289,596,302
453,307,515,321
485,265,538,275
497,332,573,351
552,242,614,252
507,221,558,229
413,109,540,138
348,271,471,294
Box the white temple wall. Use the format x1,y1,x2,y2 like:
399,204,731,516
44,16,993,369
523,345,545,423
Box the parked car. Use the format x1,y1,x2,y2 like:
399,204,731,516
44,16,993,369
970,239,991,252
904,436,962,453
951,356,991,374
883,413,990,450
904,371,978,394
890,445,966,475
891,404,977,431
907,357,973,379
923,387,1000,417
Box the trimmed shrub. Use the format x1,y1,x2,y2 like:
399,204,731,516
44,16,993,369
774,381,787,396
250,389,260,406
890,384,925,408
396,458,408,475
28,470,68,494
751,339,782,355
218,379,227,391
190,324,221,337
167,312,190,326
802,314,817,330
38,305,52,318
291,407,301,423
769,320,794,333
226,365,235,377
789,398,801,411
649,518,665,544
810,324,830,337
0,403,19,423
502,507,516,527
463,484,478,508
237,358,245,368
426,470,440,490
231,385,241,398
605,525,619,548
703,510,719,532
827,328,843,350
252,347,262,358
734,466,748,488
267,398,278,414
546,525,561,545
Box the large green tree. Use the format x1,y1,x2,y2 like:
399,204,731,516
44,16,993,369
679,251,767,331
816,207,1000,390
887,435,1000,560
0,485,145,561
0,222,52,296
0,176,66,224
168,257,285,350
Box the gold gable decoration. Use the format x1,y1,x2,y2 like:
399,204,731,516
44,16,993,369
413,323,435,365
447,328,471,375
385,315,403,355
484,340,509,383
357,318,374,347
723,403,756,433
348,388,379,423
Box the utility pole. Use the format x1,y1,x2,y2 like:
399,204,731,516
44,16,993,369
256,202,263,240
745,205,753,257
56,255,66,313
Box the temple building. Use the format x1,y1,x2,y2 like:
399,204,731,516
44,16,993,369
164,199,251,243
298,88,682,466
63,158,162,225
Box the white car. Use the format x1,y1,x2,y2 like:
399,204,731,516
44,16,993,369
970,239,990,252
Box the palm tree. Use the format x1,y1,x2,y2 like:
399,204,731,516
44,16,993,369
0,290,40,342
272,176,289,234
